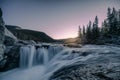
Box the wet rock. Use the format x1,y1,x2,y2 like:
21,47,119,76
80,52,91,56
0,56,7,69
42,44,50,49
72,50,80,53
4,36,16,46
50,63,120,80
0,45,21,72
0,44,5,60
18,40,36,45
63,44,82,48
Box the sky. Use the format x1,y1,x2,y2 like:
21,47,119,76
0,0,120,39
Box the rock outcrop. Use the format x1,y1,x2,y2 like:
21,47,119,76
1,45,21,71
0,8,17,46
0,8,5,62
0,8,17,70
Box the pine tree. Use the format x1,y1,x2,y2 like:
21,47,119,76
80,7,120,44
83,25,86,35
101,20,109,37
94,16,98,27
107,7,112,34
86,21,92,43
109,7,117,35
107,7,111,17
81,25,86,44
118,9,120,34
92,16,100,42
78,25,82,38
78,26,82,43
112,7,116,16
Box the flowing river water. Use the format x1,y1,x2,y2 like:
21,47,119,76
0,44,95,80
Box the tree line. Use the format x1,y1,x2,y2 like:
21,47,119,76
78,7,120,44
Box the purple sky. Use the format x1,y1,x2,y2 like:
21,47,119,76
0,0,120,39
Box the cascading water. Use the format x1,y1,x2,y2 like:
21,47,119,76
0,44,94,80
28,45,36,68
20,45,36,68
35,47,49,65
48,45,63,60
19,46,29,68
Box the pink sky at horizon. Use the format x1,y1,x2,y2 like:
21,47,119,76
0,0,120,39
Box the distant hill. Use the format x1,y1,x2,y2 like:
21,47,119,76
5,25,55,42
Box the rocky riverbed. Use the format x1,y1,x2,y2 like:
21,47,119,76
50,45,120,80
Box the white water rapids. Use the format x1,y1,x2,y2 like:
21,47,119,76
0,44,95,80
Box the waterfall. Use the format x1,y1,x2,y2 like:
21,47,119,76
28,45,36,68
19,45,64,68
19,46,29,68
35,48,49,65
0,44,95,80
48,45,63,60
20,45,36,68
43,48,49,65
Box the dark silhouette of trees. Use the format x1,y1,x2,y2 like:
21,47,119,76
79,16,100,44
105,7,120,36
78,7,120,44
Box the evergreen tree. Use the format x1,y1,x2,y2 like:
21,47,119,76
82,25,86,35
78,25,82,38
80,7,120,44
107,7,112,34
81,25,86,44
101,20,109,37
92,16,100,41
112,7,116,16
109,7,117,35
107,7,111,17
77,25,82,43
118,10,120,34
86,21,92,43
94,16,98,27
